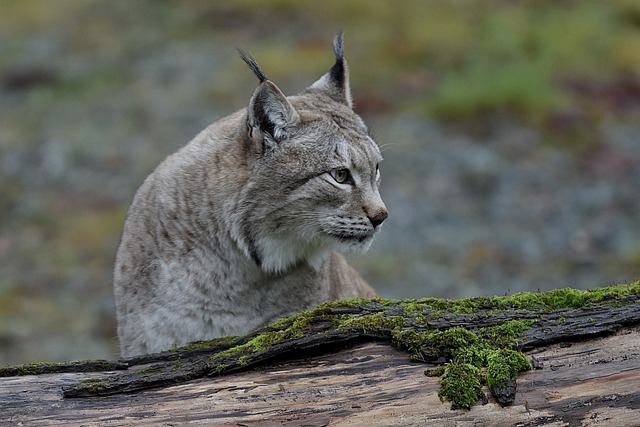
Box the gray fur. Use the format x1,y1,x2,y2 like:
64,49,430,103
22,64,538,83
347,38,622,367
114,34,388,357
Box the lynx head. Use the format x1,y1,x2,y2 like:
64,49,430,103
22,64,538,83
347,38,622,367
234,32,387,273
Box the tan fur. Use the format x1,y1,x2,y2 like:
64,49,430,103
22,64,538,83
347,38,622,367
114,33,387,357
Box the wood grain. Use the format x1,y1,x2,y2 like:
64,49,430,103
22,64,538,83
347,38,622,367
2,325,639,426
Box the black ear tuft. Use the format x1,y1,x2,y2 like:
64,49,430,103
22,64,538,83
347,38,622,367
305,31,353,108
329,30,346,92
237,49,268,83
239,48,300,149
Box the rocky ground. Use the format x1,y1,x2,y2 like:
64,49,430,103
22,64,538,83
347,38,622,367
0,1,638,364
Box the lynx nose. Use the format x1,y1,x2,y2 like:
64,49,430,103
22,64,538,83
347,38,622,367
368,209,388,228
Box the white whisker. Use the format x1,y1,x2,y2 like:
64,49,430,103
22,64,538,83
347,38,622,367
379,142,397,152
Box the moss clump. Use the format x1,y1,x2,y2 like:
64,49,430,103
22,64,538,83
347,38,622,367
270,312,313,332
11,362,63,376
428,327,479,360
488,282,640,311
339,312,406,333
205,283,638,407
182,336,240,351
479,319,536,348
438,362,485,410
486,349,531,390
211,362,226,373
209,329,289,373
78,378,110,394
0,359,125,376
321,297,379,309
424,365,446,377
391,322,534,409
400,297,480,316
422,325,532,409
391,329,431,361
270,298,396,333
405,282,640,318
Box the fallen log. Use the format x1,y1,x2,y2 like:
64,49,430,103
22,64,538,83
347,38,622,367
1,282,639,426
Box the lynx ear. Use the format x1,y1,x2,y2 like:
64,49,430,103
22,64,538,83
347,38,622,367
307,31,353,108
247,81,299,144
239,49,300,148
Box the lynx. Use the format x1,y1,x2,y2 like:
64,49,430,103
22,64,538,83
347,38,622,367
114,33,387,357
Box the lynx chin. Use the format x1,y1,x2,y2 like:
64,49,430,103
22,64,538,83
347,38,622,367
114,32,388,357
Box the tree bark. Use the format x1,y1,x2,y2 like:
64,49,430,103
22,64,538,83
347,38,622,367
1,283,639,426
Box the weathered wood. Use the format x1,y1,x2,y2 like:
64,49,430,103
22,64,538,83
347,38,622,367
54,286,640,400
0,360,128,376
1,327,639,426
1,284,639,425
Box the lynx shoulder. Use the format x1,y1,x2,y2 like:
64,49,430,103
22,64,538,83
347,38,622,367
114,33,387,357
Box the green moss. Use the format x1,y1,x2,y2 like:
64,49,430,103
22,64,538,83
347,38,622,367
211,363,226,374
204,282,638,408
0,359,117,376
428,327,479,360
390,282,639,323
209,347,245,373
479,319,536,348
11,362,58,376
487,283,639,311
452,343,489,368
209,302,410,373
438,362,485,410
486,349,531,390
391,321,535,409
270,297,388,333
338,312,406,333
391,329,431,361
181,336,240,351
271,307,329,335
209,329,288,371
409,324,534,409
78,378,110,393
400,297,480,316
424,365,446,377
322,297,377,309
139,365,164,374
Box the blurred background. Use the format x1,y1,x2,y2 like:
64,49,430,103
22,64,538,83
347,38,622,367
1,0,639,365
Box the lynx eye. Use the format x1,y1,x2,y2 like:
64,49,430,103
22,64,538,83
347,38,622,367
331,169,352,184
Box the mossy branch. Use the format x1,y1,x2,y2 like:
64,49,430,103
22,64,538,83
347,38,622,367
3,282,639,410
0,360,128,376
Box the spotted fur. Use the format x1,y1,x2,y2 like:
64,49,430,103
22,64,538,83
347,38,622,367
114,33,387,357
